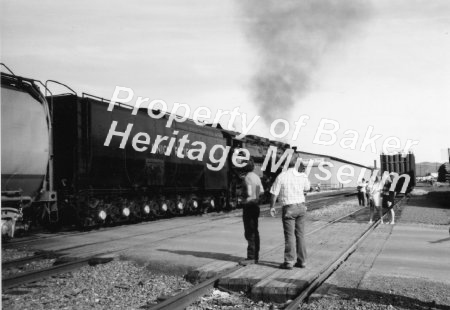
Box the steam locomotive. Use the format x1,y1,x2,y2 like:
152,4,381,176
1,67,290,237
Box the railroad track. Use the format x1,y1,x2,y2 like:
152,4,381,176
2,216,245,289
150,194,408,310
1,215,241,290
284,194,408,309
4,189,354,248
2,215,197,247
2,251,62,269
2,253,113,290
3,190,356,263
2,190,358,292
1,219,233,289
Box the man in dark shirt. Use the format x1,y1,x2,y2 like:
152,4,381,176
239,159,264,265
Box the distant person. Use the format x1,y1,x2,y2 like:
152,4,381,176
365,179,370,203
382,173,396,224
368,175,383,224
269,156,311,270
357,178,367,206
239,158,264,266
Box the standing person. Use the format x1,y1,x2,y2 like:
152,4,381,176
382,173,396,224
239,158,264,266
365,179,370,204
269,156,311,270
357,178,367,206
368,175,383,224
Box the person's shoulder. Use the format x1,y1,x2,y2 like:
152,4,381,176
273,171,285,182
244,172,253,180
276,170,286,177
248,171,258,178
296,171,308,178
247,171,261,181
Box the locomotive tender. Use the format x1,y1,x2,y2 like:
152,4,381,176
1,68,289,236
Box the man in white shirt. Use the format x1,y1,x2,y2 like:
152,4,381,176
269,155,311,269
239,159,264,265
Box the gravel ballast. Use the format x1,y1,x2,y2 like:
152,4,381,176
187,288,279,310
2,189,448,309
2,259,192,310
1,248,35,263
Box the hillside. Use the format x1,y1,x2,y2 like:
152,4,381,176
416,162,443,176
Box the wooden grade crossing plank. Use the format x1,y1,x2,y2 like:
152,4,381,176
310,224,394,299
217,222,369,303
186,260,239,283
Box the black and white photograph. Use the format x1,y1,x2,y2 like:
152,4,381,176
1,1,450,309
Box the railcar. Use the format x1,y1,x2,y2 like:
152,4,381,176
51,93,229,227
1,66,295,236
1,69,58,236
380,152,416,194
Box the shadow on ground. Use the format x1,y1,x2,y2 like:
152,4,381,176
429,237,450,244
158,249,243,262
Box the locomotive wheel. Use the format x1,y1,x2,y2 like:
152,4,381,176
186,199,198,215
148,200,159,219
176,199,185,216
141,202,152,220
74,215,94,231
229,198,238,210
216,196,226,212
166,200,177,216
156,201,168,218
201,202,209,214
128,204,140,223
209,199,216,212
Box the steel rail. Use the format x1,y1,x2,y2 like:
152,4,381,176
2,191,358,293
150,265,242,310
2,254,113,289
148,203,369,310
2,252,61,269
284,195,408,310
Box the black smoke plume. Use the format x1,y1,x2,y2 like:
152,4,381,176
238,0,371,123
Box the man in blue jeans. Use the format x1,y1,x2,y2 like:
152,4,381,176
269,156,311,269
239,159,264,266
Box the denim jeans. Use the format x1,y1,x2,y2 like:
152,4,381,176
242,201,260,260
282,203,307,266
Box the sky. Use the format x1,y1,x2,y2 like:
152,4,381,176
1,0,449,167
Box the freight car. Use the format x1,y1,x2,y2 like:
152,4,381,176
380,152,416,193
1,67,58,237
1,68,295,236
